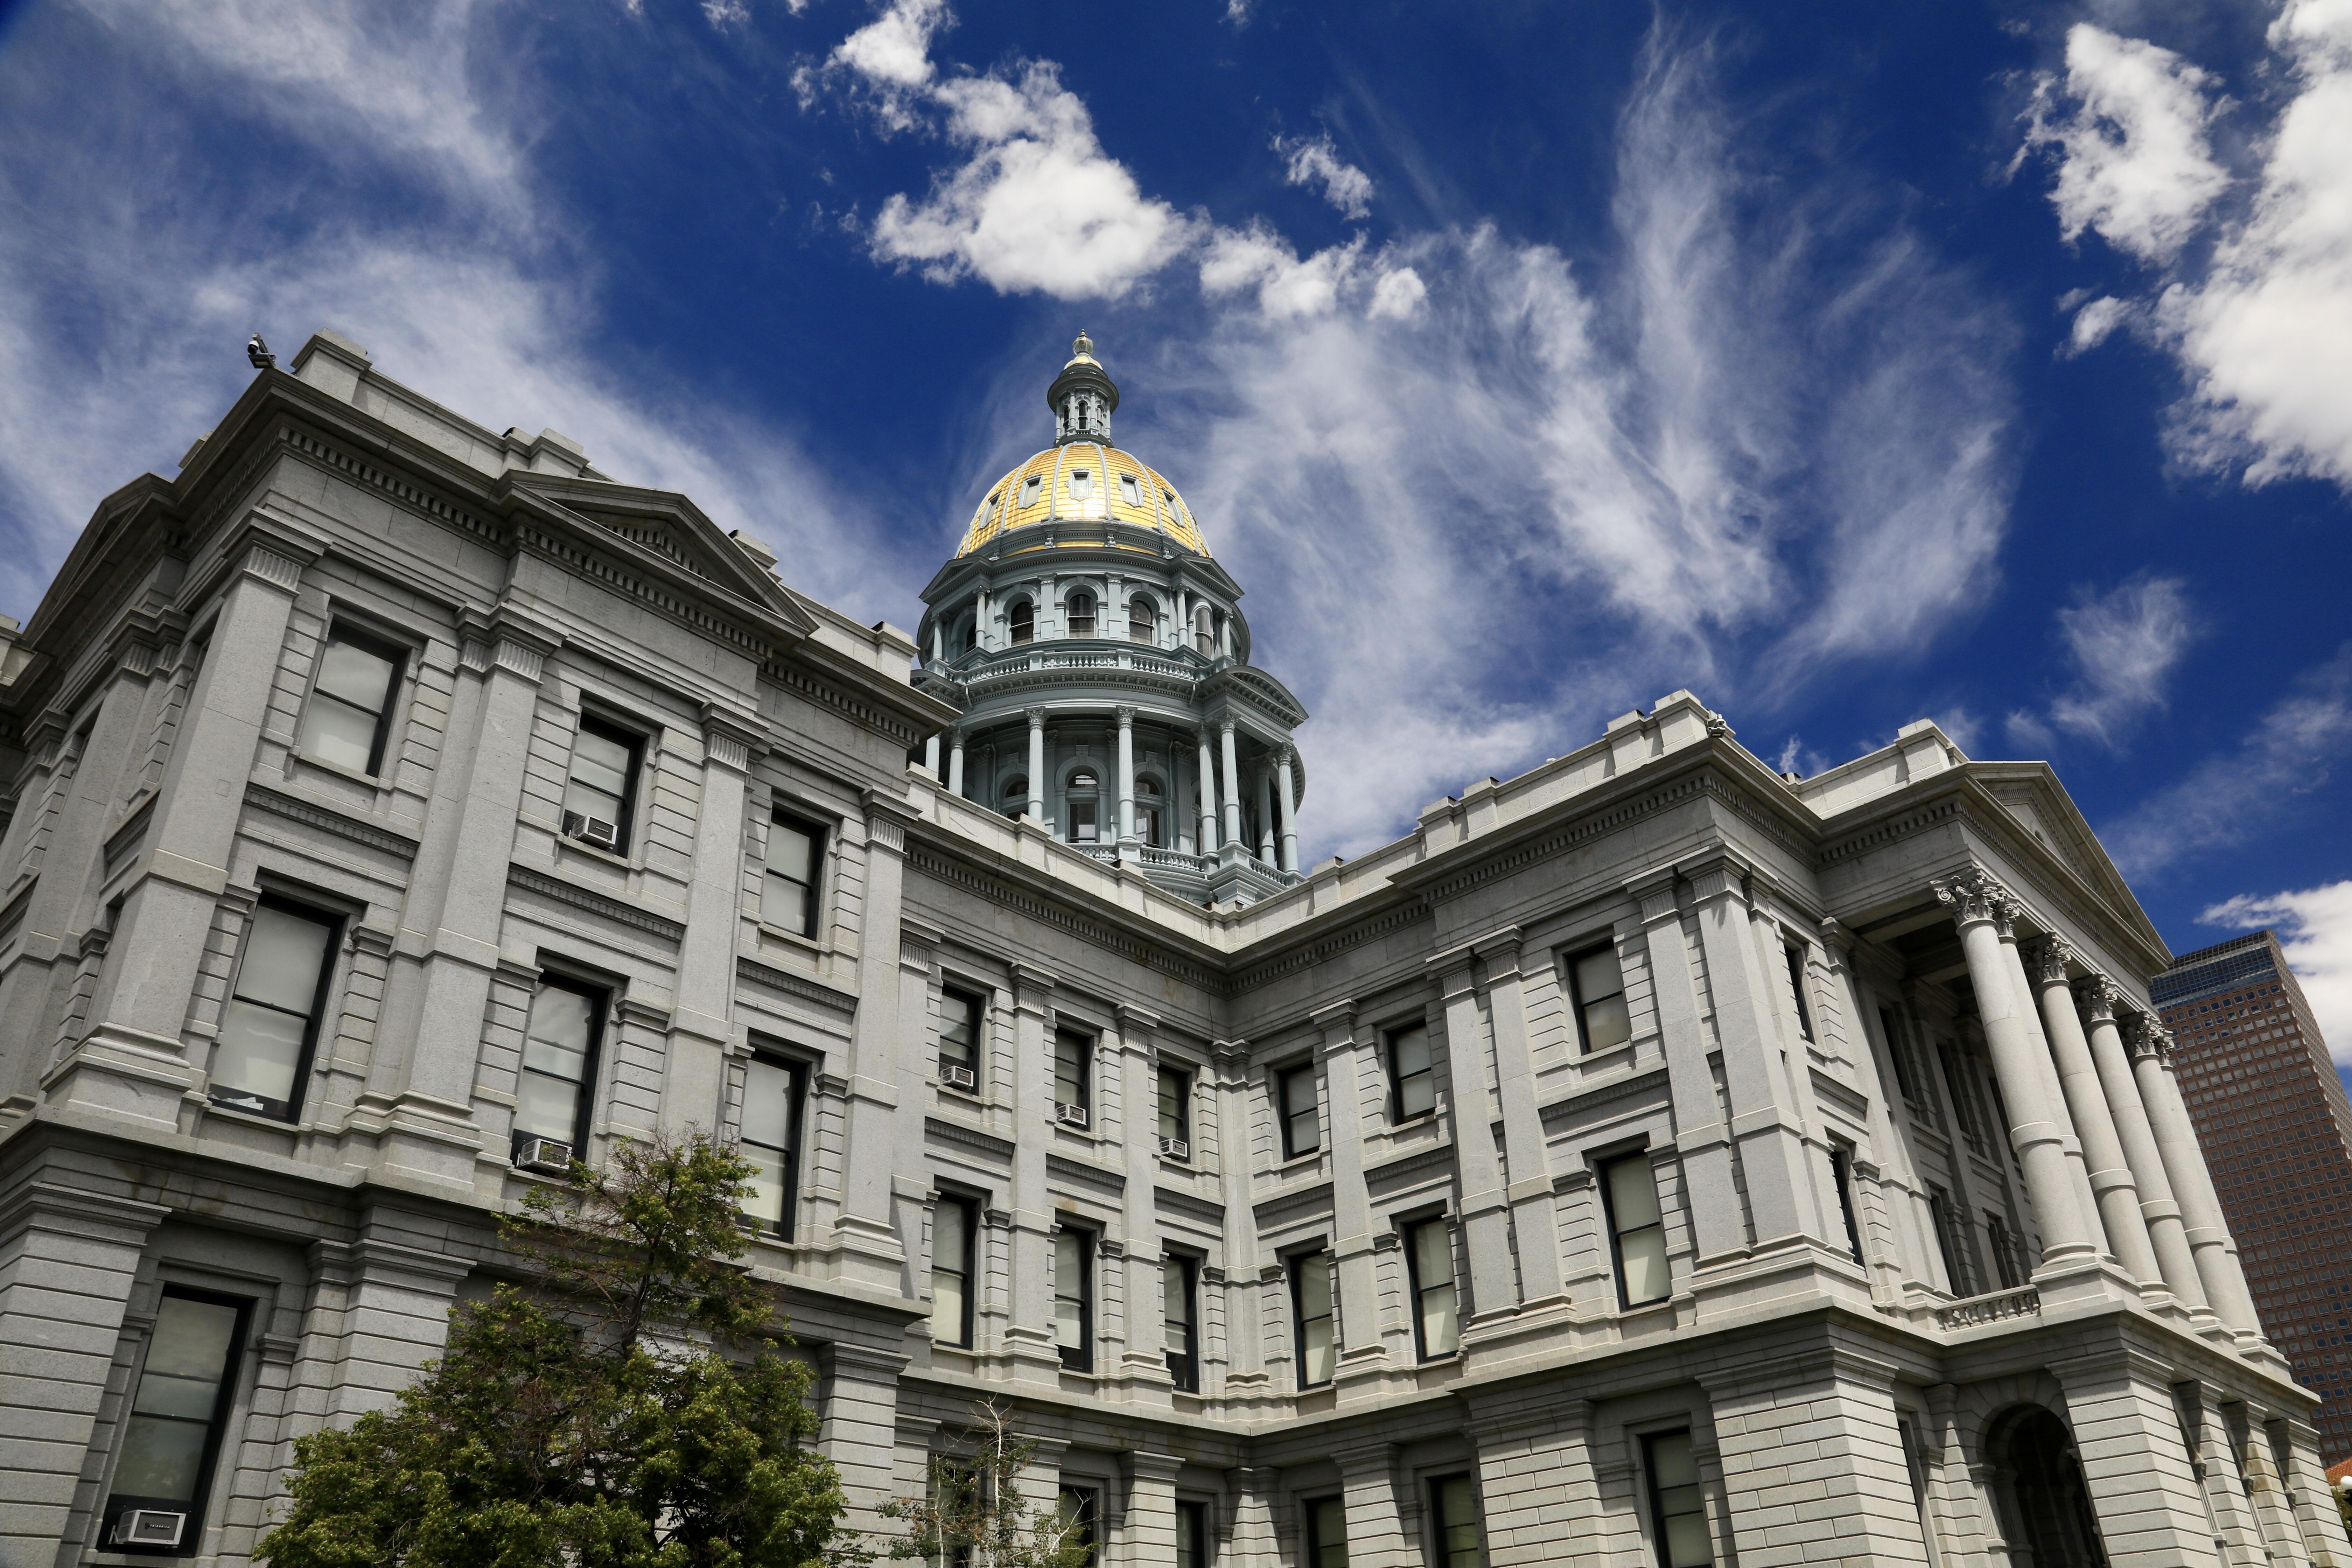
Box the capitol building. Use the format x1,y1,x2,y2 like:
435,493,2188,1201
0,328,2345,1567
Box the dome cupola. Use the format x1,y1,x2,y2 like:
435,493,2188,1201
1047,329,1119,446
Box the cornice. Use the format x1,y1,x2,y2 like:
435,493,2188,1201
245,785,421,861
505,863,686,945
736,956,860,1016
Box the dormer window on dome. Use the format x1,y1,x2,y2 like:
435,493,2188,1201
1120,473,1141,506
1070,469,1093,501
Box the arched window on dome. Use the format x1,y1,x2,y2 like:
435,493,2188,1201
1008,600,1035,645
1128,596,1157,644
1066,591,1097,638
1001,775,1028,821
1135,775,1164,848
1065,768,1101,844
1192,604,1213,658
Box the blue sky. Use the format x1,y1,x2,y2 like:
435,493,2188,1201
3,0,2351,1086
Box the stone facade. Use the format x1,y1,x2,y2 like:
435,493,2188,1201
0,330,2341,1567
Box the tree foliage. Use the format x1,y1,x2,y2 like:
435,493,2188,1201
260,1135,853,1568
878,1401,1090,1568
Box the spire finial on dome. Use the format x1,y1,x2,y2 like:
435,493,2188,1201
1072,328,1094,359
1047,330,1118,445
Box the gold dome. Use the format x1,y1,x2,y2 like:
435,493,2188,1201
955,440,1209,558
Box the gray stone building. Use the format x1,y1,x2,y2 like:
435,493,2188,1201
0,329,2343,1567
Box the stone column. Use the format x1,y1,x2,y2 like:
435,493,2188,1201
829,794,916,1290
1930,873,2100,1266
2076,979,2208,1314
0,1182,168,1556
1313,1001,1385,1387
1218,722,1243,854
1253,770,1274,863
2050,1348,2231,1567
1430,955,1517,1325
2023,938,2163,1291
63,537,312,1129
1331,1443,1412,1568
2127,1016,2263,1339
946,729,965,798
1274,746,1299,874
1025,708,1046,823
1196,730,1220,852
818,1343,910,1534
975,587,991,651
1115,706,1136,847
1700,1349,1933,1567
1996,923,2107,1256
661,708,757,1139
1628,869,1746,1265
1004,964,1064,1382
1124,1452,1183,1568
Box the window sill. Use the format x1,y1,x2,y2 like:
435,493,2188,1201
756,921,825,957
1275,1150,1323,1174
1577,1039,1637,1070
292,749,390,790
199,1098,303,1135
555,833,635,872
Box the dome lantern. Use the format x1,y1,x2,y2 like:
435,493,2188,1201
1047,329,1120,446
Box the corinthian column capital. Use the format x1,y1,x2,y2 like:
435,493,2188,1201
2122,1012,2172,1063
1930,868,2017,933
2074,973,2123,1023
2020,933,2077,987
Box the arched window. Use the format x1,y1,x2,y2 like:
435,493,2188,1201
1136,776,1164,847
1192,605,1213,657
1066,592,1097,639
1070,469,1094,501
1008,600,1035,645
1066,768,1100,844
1128,596,1156,644
1001,775,1028,821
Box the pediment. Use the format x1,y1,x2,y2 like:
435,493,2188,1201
511,474,812,634
1975,766,2167,956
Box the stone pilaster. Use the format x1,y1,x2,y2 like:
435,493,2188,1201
1331,1442,1412,1568
1464,1392,1600,1566
2052,1349,2233,1567
827,790,918,1289
1428,952,1516,1329
659,705,759,1138
1122,1451,1183,1568
818,1342,910,1532
1312,1000,1387,1389
1628,866,1745,1267
1003,964,1063,1381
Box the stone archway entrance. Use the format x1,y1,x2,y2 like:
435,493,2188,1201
1988,1406,2109,1567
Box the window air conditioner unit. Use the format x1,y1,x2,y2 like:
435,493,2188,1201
1158,1136,1190,1161
112,1511,188,1548
938,1062,976,1091
1055,1102,1090,1129
561,811,620,850
514,1135,575,1174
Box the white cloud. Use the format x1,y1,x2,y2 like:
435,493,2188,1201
2065,293,2129,353
1367,266,1427,321
2101,643,2352,878
832,0,946,90
2008,573,2196,748
2200,883,2352,1068
2023,23,2229,264
2028,6,2352,491
1273,132,1374,219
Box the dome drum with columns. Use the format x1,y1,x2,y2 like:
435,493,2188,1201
915,336,1307,906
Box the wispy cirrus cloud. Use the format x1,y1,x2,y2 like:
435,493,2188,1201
2200,882,2352,1071
2007,573,2196,751
807,6,2020,849
1273,131,1375,219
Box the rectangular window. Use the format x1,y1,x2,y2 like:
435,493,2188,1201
1784,943,1814,1042
939,988,983,1083
1053,1029,1092,1125
1176,1500,1208,1568
1877,1006,1918,1102
1306,1497,1348,1568
1158,1064,1192,1156
762,813,824,937
210,899,340,1121
1057,1485,1100,1566
1986,1214,2021,1290
1829,1142,1863,1262
1054,1227,1093,1372
1429,1474,1486,1568
103,1289,249,1554
297,624,404,775
1292,1250,1336,1387
515,976,604,1158
1405,1218,1460,1359
1602,1154,1671,1308
562,715,641,853
1644,1431,1714,1568
931,1197,976,1347
740,1055,805,1239
1278,1064,1320,1158
1388,1023,1435,1121
1164,1252,1199,1392
1937,1043,1981,1143
1927,1188,1971,1295
1069,799,1098,841
1569,945,1632,1055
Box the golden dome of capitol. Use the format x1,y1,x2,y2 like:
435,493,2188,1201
954,332,1210,559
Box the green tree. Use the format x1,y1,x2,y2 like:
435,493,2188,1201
878,1401,1091,1568
260,1134,854,1568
